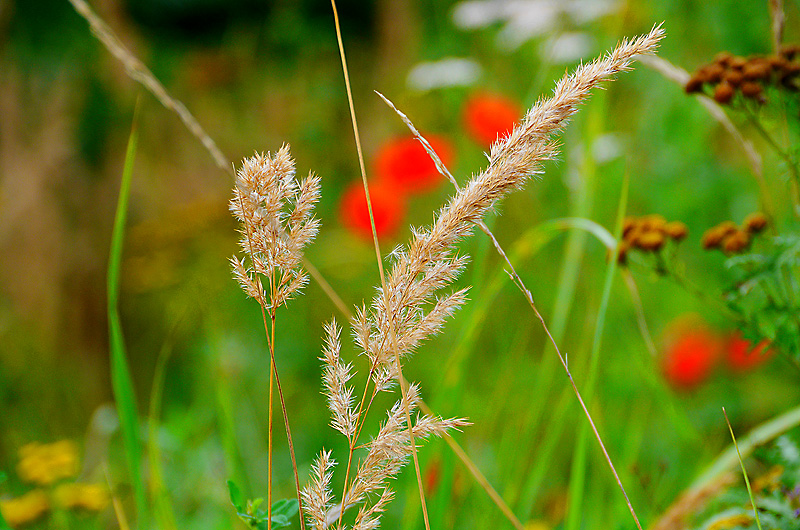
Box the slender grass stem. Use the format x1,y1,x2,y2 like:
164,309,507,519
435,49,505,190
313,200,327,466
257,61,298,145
722,408,763,530
621,269,658,356
329,3,430,529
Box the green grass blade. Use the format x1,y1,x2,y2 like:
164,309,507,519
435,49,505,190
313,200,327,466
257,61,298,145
566,171,628,530
691,403,800,490
148,329,180,530
107,100,147,524
722,408,763,530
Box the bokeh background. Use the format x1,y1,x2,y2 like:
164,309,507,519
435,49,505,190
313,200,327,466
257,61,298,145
1,0,799,529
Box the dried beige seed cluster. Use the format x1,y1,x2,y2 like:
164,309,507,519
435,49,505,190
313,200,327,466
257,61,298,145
229,145,321,308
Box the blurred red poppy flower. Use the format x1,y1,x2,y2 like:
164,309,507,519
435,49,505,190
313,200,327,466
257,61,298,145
463,92,522,147
339,182,406,241
374,135,454,194
725,332,775,372
662,321,722,391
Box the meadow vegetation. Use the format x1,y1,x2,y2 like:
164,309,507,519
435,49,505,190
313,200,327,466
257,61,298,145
1,1,799,530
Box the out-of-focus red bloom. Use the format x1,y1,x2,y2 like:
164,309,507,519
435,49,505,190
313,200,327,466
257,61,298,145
662,320,722,391
726,332,775,372
463,92,522,147
374,135,454,194
424,459,441,495
339,182,406,241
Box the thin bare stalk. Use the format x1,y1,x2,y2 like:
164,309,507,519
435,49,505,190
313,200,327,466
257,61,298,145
67,0,231,175
329,2,431,529
269,342,305,530
722,408,764,530
506,272,643,530
268,299,276,530
621,269,658,357
769,0,785,55
745,110,800,213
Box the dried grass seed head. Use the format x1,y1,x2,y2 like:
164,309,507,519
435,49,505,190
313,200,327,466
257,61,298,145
230,145,320,306
358,25,664,384
301,450,336,530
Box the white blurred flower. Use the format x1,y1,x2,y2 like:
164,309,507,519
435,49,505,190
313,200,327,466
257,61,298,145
406,57,483,91
539,32,594,64
591,133,623,164
452,0,618,51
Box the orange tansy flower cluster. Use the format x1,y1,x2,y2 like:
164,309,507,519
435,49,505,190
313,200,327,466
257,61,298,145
701,212,768,254
685,45,800,104
618,214,688,264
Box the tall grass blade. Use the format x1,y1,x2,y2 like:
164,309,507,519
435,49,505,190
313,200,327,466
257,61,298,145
722,408,763,530
107,101,147,524
148,330,180,530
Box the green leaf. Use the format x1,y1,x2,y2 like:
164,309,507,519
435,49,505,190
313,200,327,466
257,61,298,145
271,514,291,528
228,480,245,512
107,99,147,524
271,499,299,518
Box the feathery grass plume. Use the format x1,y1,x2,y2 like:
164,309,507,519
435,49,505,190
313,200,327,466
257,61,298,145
304,25,664,529
321,320,358,441
301,451,337,530
230,144,320,530
364,24,664,388
230,145,321,308
302,381,467,529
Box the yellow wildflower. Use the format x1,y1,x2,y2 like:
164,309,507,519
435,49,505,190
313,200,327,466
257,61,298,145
17,441,79,486
0,490,49,527
707,513,753,530
53,483,109,512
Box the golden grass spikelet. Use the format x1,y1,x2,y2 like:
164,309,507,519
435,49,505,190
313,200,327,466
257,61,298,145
320,320,358,440
301,450,336,530
230,145,321,308
344,384,469,512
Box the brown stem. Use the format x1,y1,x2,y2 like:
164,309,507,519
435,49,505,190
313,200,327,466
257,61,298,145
269,344,306,530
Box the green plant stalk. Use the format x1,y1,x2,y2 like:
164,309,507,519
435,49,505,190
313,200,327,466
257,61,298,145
691,403,800,490
107,101,147,525
746,110,800,213
566,170,628,530
148,337,178,530
722,408,763,530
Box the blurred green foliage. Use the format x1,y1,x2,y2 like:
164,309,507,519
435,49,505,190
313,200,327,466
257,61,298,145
1,1,800,529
